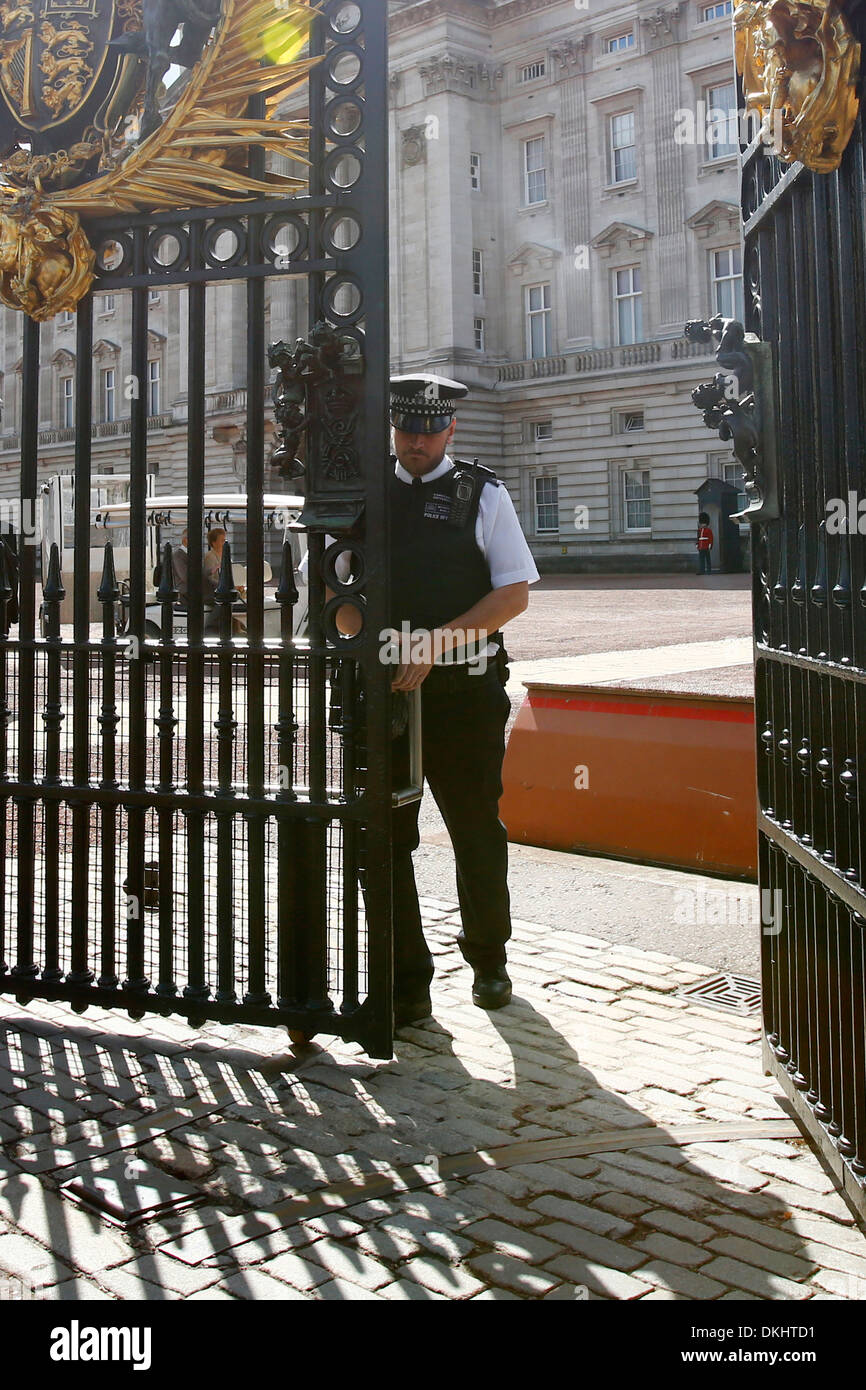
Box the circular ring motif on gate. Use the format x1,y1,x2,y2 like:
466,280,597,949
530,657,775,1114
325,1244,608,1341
323,274,363,323
321,211,362,255
322,594,365,648
328,1,362,37
95,234,133,275
146,227,190,273
322,540,366,593
324,147,363,192
325,96,364,140
326,45,363,89
262,214,309,265
203,220,247,267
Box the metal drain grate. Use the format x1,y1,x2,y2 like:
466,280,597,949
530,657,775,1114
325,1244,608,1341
678,972,762,1016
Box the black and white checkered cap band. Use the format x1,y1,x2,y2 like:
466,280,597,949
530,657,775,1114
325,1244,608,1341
390,394,457,413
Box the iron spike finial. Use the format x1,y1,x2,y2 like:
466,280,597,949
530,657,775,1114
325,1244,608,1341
97,540,119,605
157,541,177,604
214,540,238,605
43,542,65,604
276,538,299,606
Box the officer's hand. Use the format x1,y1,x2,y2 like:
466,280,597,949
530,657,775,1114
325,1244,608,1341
391,659,433,692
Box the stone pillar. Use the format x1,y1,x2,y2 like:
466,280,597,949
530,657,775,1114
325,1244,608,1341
553,39,592,350
644,4,688,334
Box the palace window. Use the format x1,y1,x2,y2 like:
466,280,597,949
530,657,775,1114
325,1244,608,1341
61,377,74,429
523,135,547,205
535,475,559,533
610,111,637,184
470,152,482,191
525,282,552,359
606,32,635,54
102,368,115,423
623,469,651,531
148,360,160,416
473,248,484,296
712,246,745,318
614,266,643,345
706,81,738,159
519,60,546,83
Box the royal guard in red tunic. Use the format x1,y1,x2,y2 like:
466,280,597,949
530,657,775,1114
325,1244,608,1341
696,511,714,575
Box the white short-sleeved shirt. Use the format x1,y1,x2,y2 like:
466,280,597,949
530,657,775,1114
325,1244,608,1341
302,455,539,658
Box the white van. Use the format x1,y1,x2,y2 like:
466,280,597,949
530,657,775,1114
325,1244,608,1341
92,492,309,641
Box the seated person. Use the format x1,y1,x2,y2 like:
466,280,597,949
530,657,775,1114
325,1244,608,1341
171,529,189,608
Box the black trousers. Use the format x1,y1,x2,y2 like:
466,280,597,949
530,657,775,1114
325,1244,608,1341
389,663,513,997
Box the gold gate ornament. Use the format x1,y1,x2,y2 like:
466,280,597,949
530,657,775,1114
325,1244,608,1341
0,201,94,320
735,0,861,173
0,0,316,319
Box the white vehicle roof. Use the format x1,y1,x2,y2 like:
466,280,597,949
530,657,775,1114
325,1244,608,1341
94,494,305,527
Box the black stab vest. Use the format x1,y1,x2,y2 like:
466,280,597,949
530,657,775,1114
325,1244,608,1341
389,463,495,632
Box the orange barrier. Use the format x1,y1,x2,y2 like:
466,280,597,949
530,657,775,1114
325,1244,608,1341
501,683,757,880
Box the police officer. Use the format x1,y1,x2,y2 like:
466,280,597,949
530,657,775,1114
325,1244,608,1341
381,373,539,1027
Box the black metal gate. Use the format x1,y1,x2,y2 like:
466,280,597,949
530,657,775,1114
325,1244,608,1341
0,0,397,1057
742,95,866,1214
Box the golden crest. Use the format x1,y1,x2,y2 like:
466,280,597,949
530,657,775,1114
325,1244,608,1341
734,0,861,173
0,201,94,318
0,0,316,317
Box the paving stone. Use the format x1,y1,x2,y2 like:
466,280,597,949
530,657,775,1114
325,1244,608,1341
531,1221,645,1272
509,1161,600,1202
542,1254,653,1300
400,1256,485,1299
376,1278,449,1300
220,1268,308,1300
699,1256,812,1299
255,1250,330,1292
96,1255,224,1299
313,1276,389,1300
809,1267,866,1300
376,1214,473,1263
591,1164,708,1217
0,1231,75,1288
185,1287,240,1301
304,1238,394,1291
634,1232,713,1268
469,1286,525,1300
786,1218,866,1257
530,1194,633,1239
43,1278,115,1301
298,1213,363,1241
635,1259,727,1299
467,1251,558,1297
595,1192,650,1220
706,1233,820,1281
462,1218,563,1265
643,1209,716,1244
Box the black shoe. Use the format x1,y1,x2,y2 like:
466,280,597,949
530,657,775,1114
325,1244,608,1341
395,994,433,1028
471,965,512,1011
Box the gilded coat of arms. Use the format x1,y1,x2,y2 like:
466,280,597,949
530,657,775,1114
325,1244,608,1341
0,0,315,318
735,0,861,173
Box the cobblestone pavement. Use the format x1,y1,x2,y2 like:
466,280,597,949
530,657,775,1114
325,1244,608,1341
1,901,864,1302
